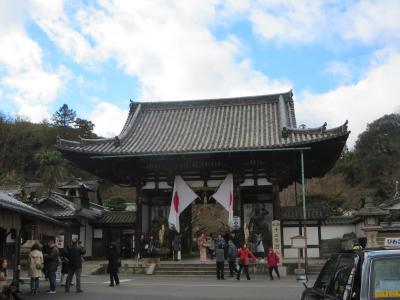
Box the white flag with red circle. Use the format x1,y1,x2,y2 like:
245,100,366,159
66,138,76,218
211,174,234,224
168,176,198,232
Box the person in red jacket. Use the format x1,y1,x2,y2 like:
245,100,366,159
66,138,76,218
267,247,280,280
236,244,256,280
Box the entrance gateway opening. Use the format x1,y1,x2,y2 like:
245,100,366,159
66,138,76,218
56,91,349,257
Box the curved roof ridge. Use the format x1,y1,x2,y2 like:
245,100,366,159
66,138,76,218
136,91,293,111
137,90,293,105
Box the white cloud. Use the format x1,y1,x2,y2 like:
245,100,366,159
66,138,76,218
249,1,325,44
244,0,400,46
0,0,69,122
296,51,400,148
32,0,290,102
89,102,128,138
323,61,353,85
338,0,400,44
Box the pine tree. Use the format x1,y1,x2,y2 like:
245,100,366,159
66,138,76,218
52,104,76,127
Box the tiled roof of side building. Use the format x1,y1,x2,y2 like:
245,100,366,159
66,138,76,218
0,192,63,225
94,211,136,225
56,91,349,155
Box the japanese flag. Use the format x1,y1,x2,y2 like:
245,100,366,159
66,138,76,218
168,176,198,232
211,174,234,224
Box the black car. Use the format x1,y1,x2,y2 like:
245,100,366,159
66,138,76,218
301,249,400,300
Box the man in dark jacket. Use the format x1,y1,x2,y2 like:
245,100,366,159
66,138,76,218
136,235,146,261
215,244,225,280
44,240,59,293
106,244,120,286
227,240,238,277
65,239,85,293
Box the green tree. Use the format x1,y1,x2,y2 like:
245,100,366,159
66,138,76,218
74,118,95,138
104,196,127,211
342,113,400,202
52,104,76,127
34,149,66,190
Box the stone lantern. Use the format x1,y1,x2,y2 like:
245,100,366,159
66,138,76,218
356,197,389,248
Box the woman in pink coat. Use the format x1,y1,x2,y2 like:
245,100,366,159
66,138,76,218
267,247,280,280
236,244,256,280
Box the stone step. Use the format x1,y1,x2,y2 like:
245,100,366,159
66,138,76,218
154,270,217,276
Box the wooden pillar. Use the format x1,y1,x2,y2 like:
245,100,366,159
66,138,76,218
188,203,192,255
234,174,244,245
272,182,281,220
12,230,21,290
0,228,6,257
135,186,143,235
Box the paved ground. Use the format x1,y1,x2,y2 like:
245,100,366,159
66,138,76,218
18,275,306,300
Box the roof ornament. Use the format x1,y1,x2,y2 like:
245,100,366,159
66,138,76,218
129,99,136,113
113,136,121,147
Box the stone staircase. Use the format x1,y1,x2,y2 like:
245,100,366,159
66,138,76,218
154,263,230,276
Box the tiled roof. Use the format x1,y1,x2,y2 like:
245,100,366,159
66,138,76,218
94,211,136,225
0,192,62,225
56,91,349,155
280,206,327,220
38,192,107,219
38,192,78,211
324,216,361,225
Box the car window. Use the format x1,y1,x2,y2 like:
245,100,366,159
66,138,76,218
372,257,400,300
314,256,338,293
326,255,356,299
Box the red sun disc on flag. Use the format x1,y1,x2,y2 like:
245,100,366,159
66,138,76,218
173,191,179,213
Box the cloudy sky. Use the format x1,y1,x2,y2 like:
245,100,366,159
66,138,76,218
1,0,399,146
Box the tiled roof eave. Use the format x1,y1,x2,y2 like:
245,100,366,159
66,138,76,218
0,201,65,226
57,131,349,158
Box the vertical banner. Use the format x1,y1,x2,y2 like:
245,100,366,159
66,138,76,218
271,220,282,265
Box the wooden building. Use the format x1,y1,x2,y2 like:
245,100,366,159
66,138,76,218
56,91,349,252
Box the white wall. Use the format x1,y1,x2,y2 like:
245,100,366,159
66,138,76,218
321,225,356,240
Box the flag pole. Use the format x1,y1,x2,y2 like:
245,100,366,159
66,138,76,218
301,149,308,277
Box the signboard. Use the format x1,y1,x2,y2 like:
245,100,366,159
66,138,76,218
291,235,306,248
384,238,400,248
56,235,64,249
271,220,282,265
230,216,241,230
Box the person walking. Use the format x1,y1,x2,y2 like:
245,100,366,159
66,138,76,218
267,248,280,280
44,240,59,294
59,248,71,287
197,233,207,263
65,238,85,293
215,244,225,280
147,236,156,257
172,234,181,261
227,240,238,277
256,234,265,259
106,244,120,287
208,234,216,259
216,234,226,249
236,244,256,280
28,244,43,295
137,235,146,261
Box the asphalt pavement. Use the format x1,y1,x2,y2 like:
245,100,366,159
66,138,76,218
18,274,305,300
